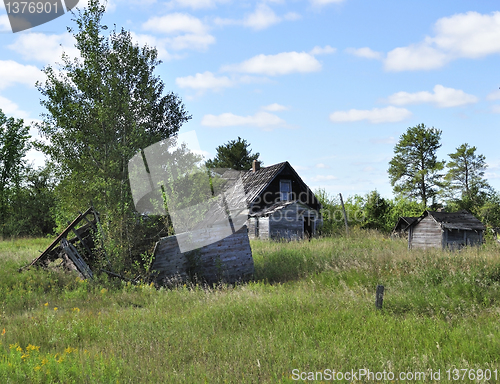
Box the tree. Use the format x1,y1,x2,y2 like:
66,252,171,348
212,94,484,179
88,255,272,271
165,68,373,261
205,137,260,171
361,190,392,232
36,0,191,269
0,109,31,235
388,124,445,207
444,143,491,211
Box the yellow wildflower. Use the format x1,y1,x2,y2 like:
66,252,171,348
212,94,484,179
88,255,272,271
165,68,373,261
41,358,48,365
34,366,41,371
72,307,80,313
64,346,77,354
100,288,107,294
44,302,48,307
53,307,58,311
1,328,5,335
26,344,40,352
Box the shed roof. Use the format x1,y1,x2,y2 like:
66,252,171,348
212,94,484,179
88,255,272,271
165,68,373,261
423,210,485,231
393,216,418,232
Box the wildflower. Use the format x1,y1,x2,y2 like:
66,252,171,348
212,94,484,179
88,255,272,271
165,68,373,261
1,328,5,335
65,346,77,354
41,358,48,365
72,307,80,313
26,344,40,352
53,307,58,311
44,302,48,307
34,366,41,371
100,288,107,294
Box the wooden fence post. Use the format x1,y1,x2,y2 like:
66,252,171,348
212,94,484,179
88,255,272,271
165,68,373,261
375,285,384,309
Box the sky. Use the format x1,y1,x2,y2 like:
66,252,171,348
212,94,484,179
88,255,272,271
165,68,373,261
1,0,500,200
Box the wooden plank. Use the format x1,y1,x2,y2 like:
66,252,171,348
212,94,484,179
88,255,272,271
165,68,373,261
24,207,94,269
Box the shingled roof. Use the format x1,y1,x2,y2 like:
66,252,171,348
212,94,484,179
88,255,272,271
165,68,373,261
240,162,288,204
423,210,485,231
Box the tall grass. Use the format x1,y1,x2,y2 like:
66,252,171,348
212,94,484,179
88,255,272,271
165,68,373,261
1,231,499,382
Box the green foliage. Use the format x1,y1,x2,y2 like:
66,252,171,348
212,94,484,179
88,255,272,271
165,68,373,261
0,109,31,236
444,143,491,213
35,0,191,271
205,136,260,171
361,190,392,232
388,123,445,207
1,164,57,237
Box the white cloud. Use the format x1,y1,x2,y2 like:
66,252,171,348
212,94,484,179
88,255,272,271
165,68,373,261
0,95,30,119
310,45,336,55
385,44,448,71
244,3,281,30
142,13,215,51
0,14,10,31
214,3,300,30
345,47,382,60
261,103,288,111
309,0,345,6
385,11,500,71
486,90,500,100
222,51,322,75
143,13,208,35
166,0,229,9
201,111,287,129
0,60,42,90
8,33,79,63
166,33,215,51
492,105,500,114
176,71,235,91
315,163,330,169
386,85,478,108
329,106,412,124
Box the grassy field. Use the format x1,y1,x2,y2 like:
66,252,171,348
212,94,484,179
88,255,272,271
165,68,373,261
1,231,500,383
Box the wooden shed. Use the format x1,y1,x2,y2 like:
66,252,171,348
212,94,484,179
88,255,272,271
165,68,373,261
392,216,418,237
408,210,485,250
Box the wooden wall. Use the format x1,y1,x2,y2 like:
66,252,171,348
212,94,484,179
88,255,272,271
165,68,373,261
150,225,254,285
409,216,443,249
269,204,304,240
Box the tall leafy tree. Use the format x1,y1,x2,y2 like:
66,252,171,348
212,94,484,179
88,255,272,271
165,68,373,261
36,0,191,268
0,109,31,234
444,143,491,211
205,137,260,171
388,123,445,207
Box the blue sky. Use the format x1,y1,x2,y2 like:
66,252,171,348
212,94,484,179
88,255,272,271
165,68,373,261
1,0,499,199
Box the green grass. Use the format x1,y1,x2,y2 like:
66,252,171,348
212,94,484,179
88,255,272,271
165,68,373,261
1,231,500,382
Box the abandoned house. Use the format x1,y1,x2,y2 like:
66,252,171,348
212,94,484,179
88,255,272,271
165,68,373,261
243,161,322,240
392,216,418,237
408,210,485,250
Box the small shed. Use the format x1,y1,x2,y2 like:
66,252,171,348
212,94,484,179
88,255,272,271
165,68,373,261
408,210,485,250
392,216,418,237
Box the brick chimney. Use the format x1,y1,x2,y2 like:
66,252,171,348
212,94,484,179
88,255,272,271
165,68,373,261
252,160,260,173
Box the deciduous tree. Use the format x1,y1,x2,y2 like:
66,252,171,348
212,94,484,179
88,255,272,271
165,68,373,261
36,0,191,269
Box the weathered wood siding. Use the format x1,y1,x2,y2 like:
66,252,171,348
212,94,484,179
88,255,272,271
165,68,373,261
410,216,443,249
269,204,303,240
151,225,254,285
